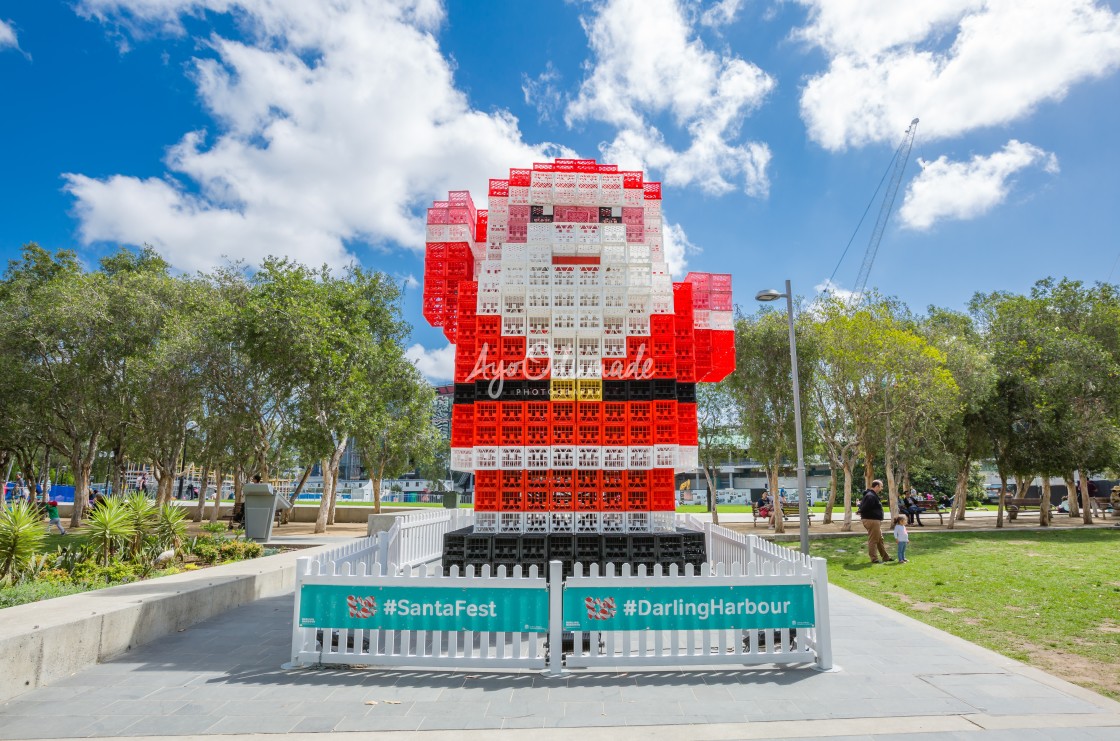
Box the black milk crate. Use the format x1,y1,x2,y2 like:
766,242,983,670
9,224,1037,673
525,380,551,399
492,536,521,561
676,382,696,404
632,559,657,574
454,383,476,403
627,380,653,401
548,534,575,562
680,530,706,557
602,380,628,402
465,534,493,562
443,559,464,576
520,535,548,562
629,534,657,561
655,533,684,561
522,561,547,577
602,534,629,565
652,379,677,400
475,379,497,400
502,381,527,400
575,534,603,565
443,527,469,561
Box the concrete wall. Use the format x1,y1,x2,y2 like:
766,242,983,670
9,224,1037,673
0,545,337,703
59,503,416,524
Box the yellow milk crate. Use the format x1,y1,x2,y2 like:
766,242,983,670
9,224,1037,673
550,379,576,401
576,379,602,401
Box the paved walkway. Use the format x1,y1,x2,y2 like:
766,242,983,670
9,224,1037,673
1,582,1116,740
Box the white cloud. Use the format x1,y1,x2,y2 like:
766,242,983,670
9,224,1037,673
899,140,1058,230
0,19,22,51
406,342,455,382
401,273,420,289
661,220,699,278
796,0,1120,150
522,62,565,123
700,0,744,28
566,0,774,197
67,0,568,273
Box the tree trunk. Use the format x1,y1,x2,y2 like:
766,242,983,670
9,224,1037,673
1063,473,1079,517
1079,470,1093,525
209,470,224,523
233,468,244,506
374,461,384,515
946,466,969,530
996,472,1007,528
841,461,854,532
767,466,783,533
863,446,874,490
156,466,175,507
883,443,899,524
955,460,969,521
69,457,94,529
194,462,210,522
325,438,347,526
1039,477,1051,526
824,458,838,525
315,458,331,534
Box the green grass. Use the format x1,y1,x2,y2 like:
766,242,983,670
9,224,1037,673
809,528,1120,699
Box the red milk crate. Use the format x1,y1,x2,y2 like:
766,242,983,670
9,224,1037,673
551,422,575,445
550,469,574,511
476,315,501,342
676,360,696,383
643,182,661,200
601,489,625,511
650,336,674,359
710,291,732,311
500,489,524,512
427,242,449,259
626,335,650,360
550,401,575,425
475,401,499,424
457,315,478,346
625,471,650,510
474,486,499,511
500,422,524,446
650,314,674,336
653,399,677,421
628,402,651,424
711,273,732,291
628,423,652,446
677,402,698,444
654,420,677,444
576,401,602,425
577,422,601,445
525,470,550,510
489,179,509,197
525,423,550,446
450,406,474,447
603,402,627,424
425,259,447,278
575,488,601,511
500,401,524,425
476,470,500,489
602,423,627,446
652,358,675,379
501,470,525,489
526,401,550,423
501,336,525,363
525,356,549,378
446,260,472,281
509,168,531,187
474,423,498,446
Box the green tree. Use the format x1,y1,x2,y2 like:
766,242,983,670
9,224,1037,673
695,382,740,526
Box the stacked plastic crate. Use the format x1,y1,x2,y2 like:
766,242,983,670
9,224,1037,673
423,158,735,539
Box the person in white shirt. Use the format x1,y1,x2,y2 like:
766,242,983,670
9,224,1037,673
893,515,910,563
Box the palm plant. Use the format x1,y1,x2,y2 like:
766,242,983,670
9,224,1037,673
154,504,188,553
124,492,158,557
86,498,136,565
0,502,46,582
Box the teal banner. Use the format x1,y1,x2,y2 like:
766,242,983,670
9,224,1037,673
563,584,815,631
299,584,548,632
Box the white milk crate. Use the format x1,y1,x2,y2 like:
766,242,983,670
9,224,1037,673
478,292,500,315
603,265,627,288
578,290,602,311
653,444,678,468
602,446,627,469
677,446,699,470
554,172,577,201
650,293,673,315
528,264,551,286
526,223,552,244
711,311,734,331
600,173,623,205
502,294,526,316
526,446,550,469
600,513,626,534
508,185,529,205
577,358,601,378
524,512,550,534
499,512,525,533
554,223,576,244
602,336,626,359
626,316,650,336
552,358,576,379
576,242,602,257
651,511,676,533
576,446,602,470
552,288,576,308
502,243,527,262
693,310,710,330
628,244,651,261
552,312,577,334
625,512,651,533
603,287,627,312
426,224,450,241
502,264,527,286
575,512,601,533
577,337,602,357
450,448,473,471
624,187,644,206
527,244,552,263
549,512,574,533
577,224,600,244
447,224,472,242
601,244,626,262
473,446,499,470
527,313,551,337
627,446,653,469
550,446,576,469
578,313,603,334
527,289,550,310
603,315,625,336
552,264,577,288
551,336,575,360
501,316,526,336
474,512,499,533
499,446,526,470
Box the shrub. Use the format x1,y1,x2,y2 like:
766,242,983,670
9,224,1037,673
201,522,226,536
155,504,188,552
73,559,138,584
0,502,46,582
86,499,136,565
218,539,263,562
124,493,158,557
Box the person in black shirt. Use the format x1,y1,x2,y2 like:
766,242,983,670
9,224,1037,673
858,480,892,563
901,490,924,526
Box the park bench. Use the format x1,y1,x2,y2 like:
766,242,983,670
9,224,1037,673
750,502,814,527
908,500,946,525
1089,497,1114,518
1006,497,1051,520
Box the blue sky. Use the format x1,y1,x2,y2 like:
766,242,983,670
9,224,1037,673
2,1,1119,380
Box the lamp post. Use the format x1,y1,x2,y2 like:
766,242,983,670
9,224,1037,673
756,280,809,555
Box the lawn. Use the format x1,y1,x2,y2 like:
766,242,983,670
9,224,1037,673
809,528,1120,700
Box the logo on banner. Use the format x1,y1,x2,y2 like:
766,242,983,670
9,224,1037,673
347,595,378,618
584,596,617,620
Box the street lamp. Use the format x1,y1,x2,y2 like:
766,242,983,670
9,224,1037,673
756,280,809,555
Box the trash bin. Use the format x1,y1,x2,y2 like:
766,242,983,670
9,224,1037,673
242,483,292,542
442,492,460,509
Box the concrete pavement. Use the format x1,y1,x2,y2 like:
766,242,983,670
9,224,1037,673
1,581,1116,739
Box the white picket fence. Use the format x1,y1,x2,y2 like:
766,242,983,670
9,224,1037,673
288,510,833,673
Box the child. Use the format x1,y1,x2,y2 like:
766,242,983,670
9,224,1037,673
46,500,66,535
893,514,909,563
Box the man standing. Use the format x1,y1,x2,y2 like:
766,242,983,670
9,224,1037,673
858,480,892,564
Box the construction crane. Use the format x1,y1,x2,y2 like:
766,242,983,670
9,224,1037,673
827,117,919,305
